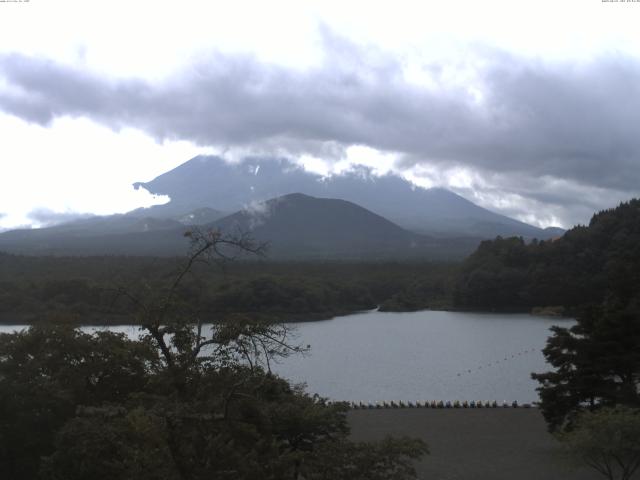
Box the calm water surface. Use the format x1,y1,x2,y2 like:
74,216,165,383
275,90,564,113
1,310,572,403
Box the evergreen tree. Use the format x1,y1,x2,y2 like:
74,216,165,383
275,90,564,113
532,295,640,431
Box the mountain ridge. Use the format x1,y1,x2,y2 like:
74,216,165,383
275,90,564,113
132,155,562,239
0,193,479,259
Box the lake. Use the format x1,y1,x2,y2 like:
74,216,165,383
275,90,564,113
0,309,572,403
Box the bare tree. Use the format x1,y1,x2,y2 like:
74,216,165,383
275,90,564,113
112,227,306,394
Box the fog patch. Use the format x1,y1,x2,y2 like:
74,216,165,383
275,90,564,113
27,208,95,228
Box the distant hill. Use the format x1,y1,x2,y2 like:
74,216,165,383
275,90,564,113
453,199,640,312
173,207,225,225
127,206,225,225
542,226,565,238
132,155,563,239
209,193,477,259
0,215,187,256
0,194,479,259
0,209,227,256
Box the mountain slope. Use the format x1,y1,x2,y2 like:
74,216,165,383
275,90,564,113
212,193,417,258
0,194,479,259
209,193,480,259
133,155,562,239
0,215,186,256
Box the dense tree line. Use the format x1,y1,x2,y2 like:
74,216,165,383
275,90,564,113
454,199,640,313
0,254,455,324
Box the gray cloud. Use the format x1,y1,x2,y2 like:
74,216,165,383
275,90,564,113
447,172,632,229
1,35,639,227
27,209,94,228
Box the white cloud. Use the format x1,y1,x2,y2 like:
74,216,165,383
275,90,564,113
1,0,640,229
0,113,209,229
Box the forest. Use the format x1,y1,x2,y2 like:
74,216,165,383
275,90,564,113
0,254,455,324
2,200,640,324
2,200,639,324
454,199,640,314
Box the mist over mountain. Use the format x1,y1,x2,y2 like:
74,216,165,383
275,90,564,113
0,156,564,258
133,155,562,239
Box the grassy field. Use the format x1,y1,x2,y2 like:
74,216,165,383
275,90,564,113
349,409,601,480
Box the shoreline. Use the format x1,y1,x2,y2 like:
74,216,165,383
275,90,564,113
0,305,575,327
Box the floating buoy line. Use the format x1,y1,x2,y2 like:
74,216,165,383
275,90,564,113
326,347,542,410
455,347,539,378
343,400,536,409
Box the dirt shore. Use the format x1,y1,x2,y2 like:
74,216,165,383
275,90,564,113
348,408,601,480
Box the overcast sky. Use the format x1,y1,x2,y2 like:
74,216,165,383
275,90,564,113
1,0,639,230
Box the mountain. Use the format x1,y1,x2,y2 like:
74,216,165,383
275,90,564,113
173,207,225,225
542,226,566,238
0,194,478,259
0,215,185,256
132,155,563,239
0,208,228,256
127,206,225,225
210,193,478,259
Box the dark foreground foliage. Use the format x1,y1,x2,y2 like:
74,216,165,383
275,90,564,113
530,202,640,432
0,324,425,480
0,230,427,479
557,406,640,480
532,295,640,432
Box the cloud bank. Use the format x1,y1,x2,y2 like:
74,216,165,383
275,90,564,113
1,36,639,227
26,209,95,228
